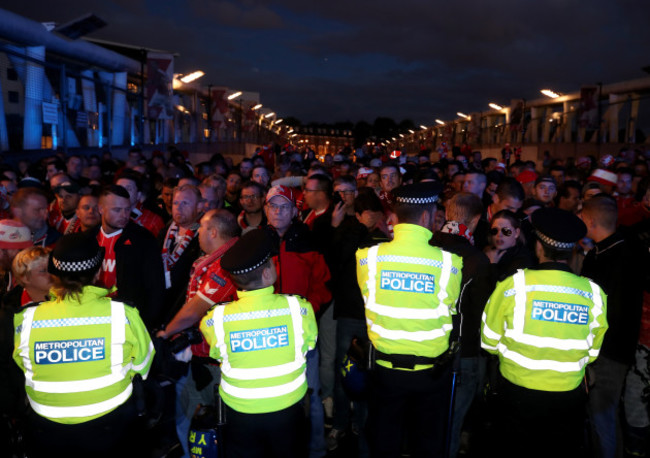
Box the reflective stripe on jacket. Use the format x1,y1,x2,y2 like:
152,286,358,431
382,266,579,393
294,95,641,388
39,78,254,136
481,268,608,391
200,286,317,414
13,286,154,424
356,223,463,370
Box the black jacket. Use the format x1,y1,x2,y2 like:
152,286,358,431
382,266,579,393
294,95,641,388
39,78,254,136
0,287,31,417
581,229,648,365
473,217,490,251
91,222,166,330
302,204,335,257
329,216,390,320
431,232,495,357
493,243,536,282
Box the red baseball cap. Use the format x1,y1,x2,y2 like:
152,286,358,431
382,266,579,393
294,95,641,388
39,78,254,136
266,185,295,205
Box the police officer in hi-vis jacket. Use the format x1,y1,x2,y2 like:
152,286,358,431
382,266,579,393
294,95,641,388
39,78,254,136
200,228,318,458
13,231,154,457
481,207,608,458
356,181,463,457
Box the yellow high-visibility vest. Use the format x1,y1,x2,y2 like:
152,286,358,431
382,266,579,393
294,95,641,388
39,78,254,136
356,223,463,370
481,268,608,391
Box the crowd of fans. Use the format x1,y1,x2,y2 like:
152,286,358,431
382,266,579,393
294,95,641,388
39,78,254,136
0,142,649,457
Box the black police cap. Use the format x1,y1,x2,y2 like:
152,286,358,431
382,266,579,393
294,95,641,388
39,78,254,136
221,228,273,275
392,181,442,205
48,232,105,279
530,207,587,250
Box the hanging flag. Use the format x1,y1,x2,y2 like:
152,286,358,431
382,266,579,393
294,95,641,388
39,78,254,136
146,52,174,120
210,87,232,130
578,86,599,129
510,99,525,132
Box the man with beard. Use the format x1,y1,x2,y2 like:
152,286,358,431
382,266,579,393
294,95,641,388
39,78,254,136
237,181,266,233
160,184,204,319
225,171,243,213
93,185,165,329
116,171,165,238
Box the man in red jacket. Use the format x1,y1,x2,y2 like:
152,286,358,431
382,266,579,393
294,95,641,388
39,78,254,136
263,185,331,457
263,185,331,312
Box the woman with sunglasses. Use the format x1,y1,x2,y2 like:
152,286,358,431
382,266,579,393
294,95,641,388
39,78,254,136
485,210,535,281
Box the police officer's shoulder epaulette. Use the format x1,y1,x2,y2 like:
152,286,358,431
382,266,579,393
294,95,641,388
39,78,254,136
358,240,383,250
206,300,231,312
21,300,43,309
282,293,308,301
113,298,137,310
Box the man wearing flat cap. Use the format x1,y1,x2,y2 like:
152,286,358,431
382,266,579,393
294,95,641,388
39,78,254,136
356,181,463,457
481,207,609,458
12,232,154,457
200,228,317,458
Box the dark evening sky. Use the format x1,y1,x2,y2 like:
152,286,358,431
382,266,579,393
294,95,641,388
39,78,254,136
3,0,649,125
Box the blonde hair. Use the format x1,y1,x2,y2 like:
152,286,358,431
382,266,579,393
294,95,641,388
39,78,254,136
12,246,50,281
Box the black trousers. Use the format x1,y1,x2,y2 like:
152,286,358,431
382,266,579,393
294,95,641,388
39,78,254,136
223,402,307,458
495,377,587,458
367,365,452,458
24,396,142,458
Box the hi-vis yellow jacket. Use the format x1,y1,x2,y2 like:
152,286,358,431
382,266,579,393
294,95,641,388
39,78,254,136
200,286,317,414
14,285,154,424
356,223,463,370
481,267,608,391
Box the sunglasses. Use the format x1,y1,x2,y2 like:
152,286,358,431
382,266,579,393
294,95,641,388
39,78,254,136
490,227,513,237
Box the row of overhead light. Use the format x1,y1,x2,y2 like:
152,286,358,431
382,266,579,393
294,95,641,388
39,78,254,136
226,91,282,124
175,72,286,133
407,88,560,133
179,70,562,143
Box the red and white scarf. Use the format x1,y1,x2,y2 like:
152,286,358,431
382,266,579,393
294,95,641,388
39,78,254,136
162,222,199,288
63,215,79,234
440,220,474,246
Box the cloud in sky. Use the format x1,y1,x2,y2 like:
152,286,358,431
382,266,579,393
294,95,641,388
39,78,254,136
3,0,649,124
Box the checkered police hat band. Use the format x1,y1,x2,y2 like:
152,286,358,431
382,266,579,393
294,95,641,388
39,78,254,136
52,251,103,272
230,253,271,275
536,230,575,250
395,195,439,205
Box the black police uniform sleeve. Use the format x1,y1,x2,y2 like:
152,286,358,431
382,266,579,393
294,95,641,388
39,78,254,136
0,288,32,416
